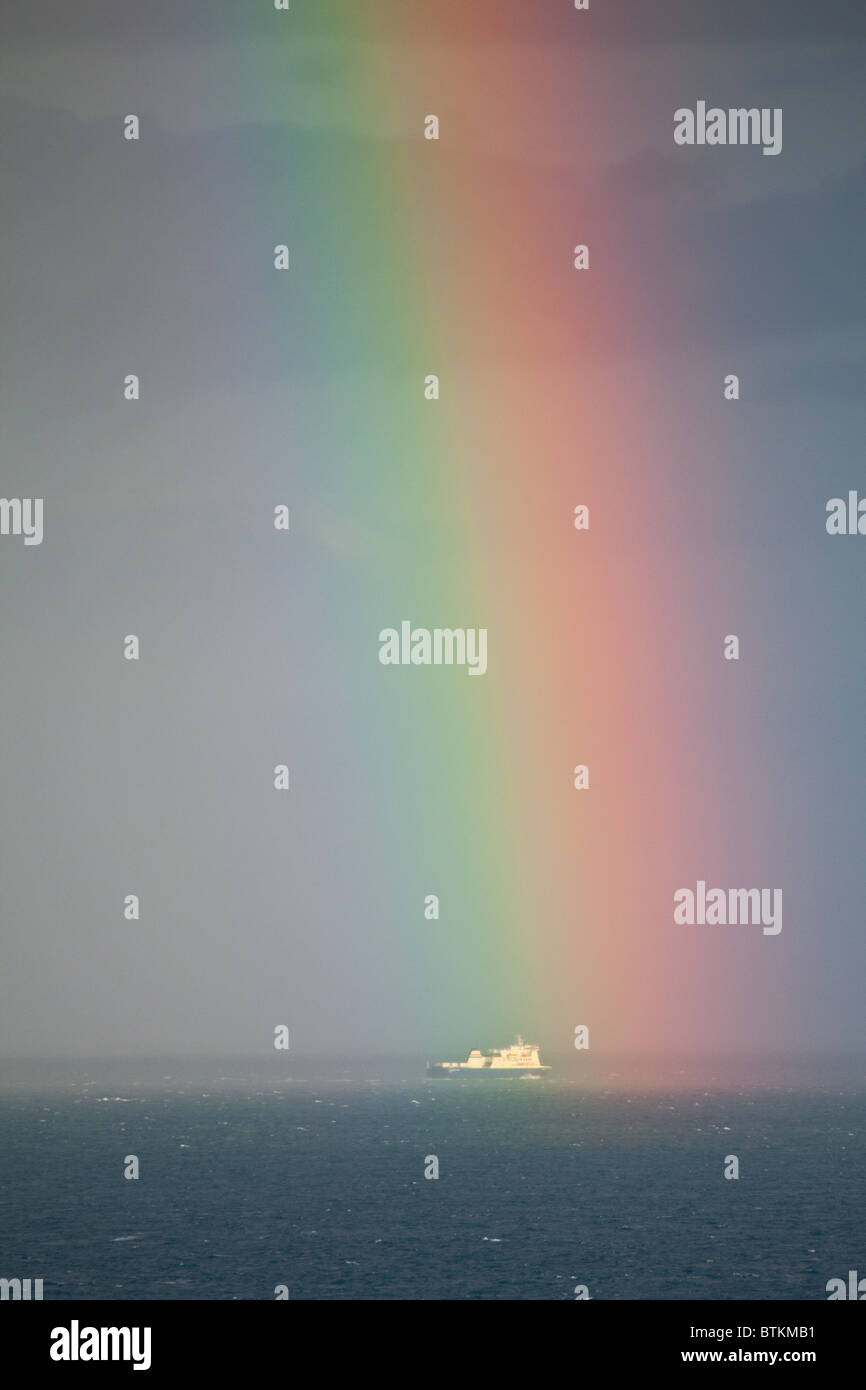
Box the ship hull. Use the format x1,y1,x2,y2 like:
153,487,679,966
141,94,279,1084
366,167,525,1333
426,1064,549,1078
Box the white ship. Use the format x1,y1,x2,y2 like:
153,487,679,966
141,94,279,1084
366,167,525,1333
427,1036,550,1078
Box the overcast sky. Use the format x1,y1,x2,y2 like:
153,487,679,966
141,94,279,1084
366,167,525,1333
2,1,865,1058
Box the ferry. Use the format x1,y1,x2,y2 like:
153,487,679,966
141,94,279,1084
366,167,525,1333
427,1036,550,1078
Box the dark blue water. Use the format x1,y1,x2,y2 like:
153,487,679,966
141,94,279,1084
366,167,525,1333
2,1061,864,1300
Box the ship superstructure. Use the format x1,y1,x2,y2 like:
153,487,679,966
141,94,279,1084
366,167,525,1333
427,1036,550,1078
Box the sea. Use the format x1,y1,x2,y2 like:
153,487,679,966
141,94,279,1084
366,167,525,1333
1,1056,864,1301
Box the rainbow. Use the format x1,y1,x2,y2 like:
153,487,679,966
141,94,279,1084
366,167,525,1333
263,0,794,1061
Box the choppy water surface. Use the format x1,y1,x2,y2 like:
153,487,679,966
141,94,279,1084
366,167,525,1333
1,1061,863,1300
